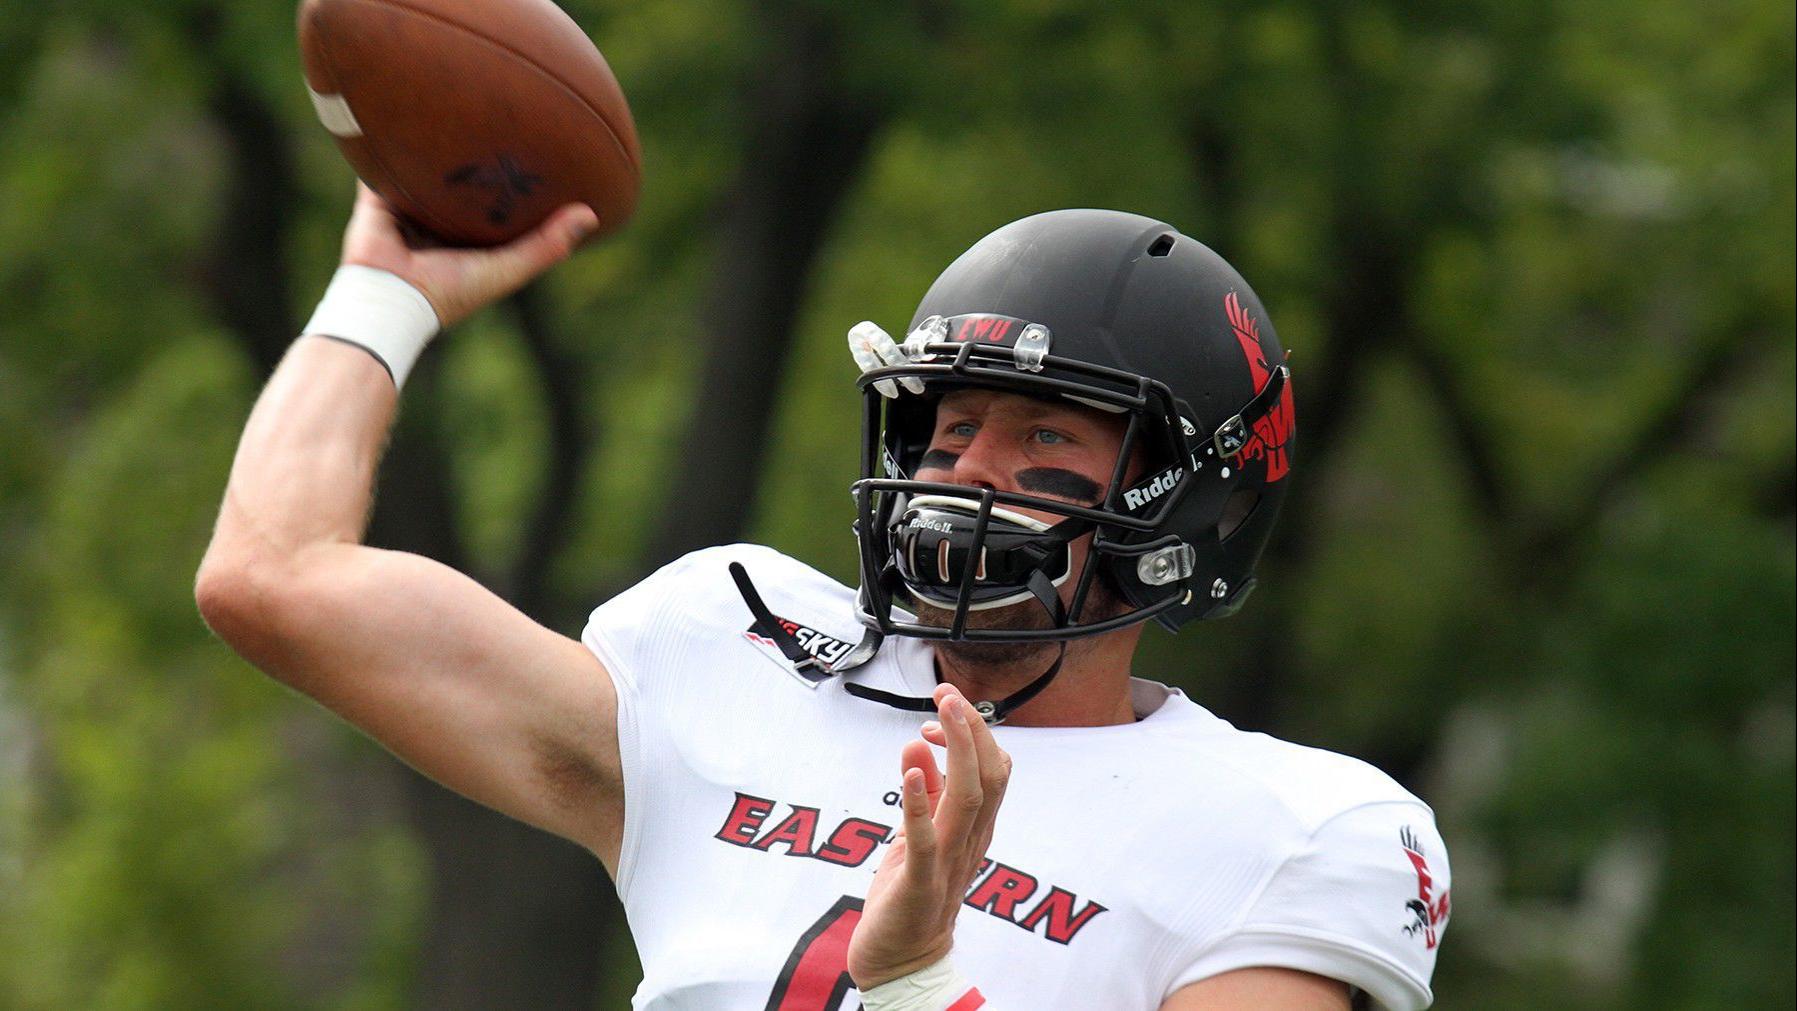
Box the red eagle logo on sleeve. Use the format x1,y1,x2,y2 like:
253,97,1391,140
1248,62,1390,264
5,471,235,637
1400,826,1451,950
1224,291,1295,482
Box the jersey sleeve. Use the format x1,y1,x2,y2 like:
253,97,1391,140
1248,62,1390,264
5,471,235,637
1169,801,1451,1010
581,549,712,707
578,545,757,900
578,543,856,904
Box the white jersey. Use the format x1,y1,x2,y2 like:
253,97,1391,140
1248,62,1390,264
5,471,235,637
582,545,1450,1010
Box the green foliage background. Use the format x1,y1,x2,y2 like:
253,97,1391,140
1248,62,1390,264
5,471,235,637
0,0,1791,1007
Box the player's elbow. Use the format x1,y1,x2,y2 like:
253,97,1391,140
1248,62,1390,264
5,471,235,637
195,549,305,675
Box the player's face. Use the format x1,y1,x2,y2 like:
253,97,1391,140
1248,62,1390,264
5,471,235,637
908,389,1139,660
912,388,1132,515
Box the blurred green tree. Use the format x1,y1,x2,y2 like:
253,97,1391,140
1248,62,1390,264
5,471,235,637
0,0,1789,1007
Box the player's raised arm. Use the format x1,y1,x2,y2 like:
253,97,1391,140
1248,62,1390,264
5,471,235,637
194,188,632,869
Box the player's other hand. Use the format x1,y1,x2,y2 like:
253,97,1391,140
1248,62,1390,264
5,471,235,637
847,684,1012,991
339,182,598,329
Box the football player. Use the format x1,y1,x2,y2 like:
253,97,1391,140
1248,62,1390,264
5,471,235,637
197,184,1450,1010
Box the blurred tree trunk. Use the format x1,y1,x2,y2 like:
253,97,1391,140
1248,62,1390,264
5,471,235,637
500,286,596,630
190,25,296,373
643,5,893,567
373,363,615,1010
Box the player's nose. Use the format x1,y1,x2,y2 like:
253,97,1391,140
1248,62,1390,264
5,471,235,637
951,427,1015,494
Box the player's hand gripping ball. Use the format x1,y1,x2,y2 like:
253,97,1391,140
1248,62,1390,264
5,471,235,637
298,0,641,247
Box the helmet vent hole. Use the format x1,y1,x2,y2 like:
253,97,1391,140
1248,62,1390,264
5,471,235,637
1217,487,1261,541
1147,234,1176,257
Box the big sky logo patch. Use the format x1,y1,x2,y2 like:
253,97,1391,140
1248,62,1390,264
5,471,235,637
744,616,855,686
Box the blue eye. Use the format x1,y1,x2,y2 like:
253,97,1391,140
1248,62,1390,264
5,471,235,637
948,421,978,438
1033,428,1067,445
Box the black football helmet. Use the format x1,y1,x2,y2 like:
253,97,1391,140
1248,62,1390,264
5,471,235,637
731,209,1294,723
848,209,1295,644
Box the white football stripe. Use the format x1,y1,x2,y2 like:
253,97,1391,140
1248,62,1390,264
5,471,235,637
306,86,363,138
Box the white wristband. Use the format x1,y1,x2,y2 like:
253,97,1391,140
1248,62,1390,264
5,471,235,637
859,958,986,1011
301,265,440,388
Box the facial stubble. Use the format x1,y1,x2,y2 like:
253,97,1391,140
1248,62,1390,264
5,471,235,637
910,572,1131,679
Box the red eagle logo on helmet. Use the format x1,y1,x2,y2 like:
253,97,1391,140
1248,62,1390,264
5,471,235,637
1224,291,1295,482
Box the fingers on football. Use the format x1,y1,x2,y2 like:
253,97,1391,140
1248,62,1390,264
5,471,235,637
352,180,391,219
483,203,598,282
343,182,401,252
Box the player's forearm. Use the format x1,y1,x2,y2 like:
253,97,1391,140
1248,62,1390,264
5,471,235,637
208,336,397,563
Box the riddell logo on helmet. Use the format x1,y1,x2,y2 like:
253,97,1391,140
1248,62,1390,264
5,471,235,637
1224,291,1295,482
1123,467,1182,510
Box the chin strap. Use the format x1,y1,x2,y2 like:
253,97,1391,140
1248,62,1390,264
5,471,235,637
729,561,1072,726
843,642,1067,726
730,563,882,675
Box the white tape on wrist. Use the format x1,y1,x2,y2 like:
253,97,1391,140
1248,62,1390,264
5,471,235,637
301,265,441,388
859,959,986,1011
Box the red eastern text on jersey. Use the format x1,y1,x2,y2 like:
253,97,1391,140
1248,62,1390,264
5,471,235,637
714,791,1108,945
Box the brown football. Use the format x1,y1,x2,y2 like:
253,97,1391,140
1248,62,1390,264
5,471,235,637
298,0,641,246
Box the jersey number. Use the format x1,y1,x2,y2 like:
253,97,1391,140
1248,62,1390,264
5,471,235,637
765,896,863,1011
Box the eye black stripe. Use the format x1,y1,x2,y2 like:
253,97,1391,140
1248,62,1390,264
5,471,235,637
918,449,960,471
1016,468,1103,505
914,453,1103,506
